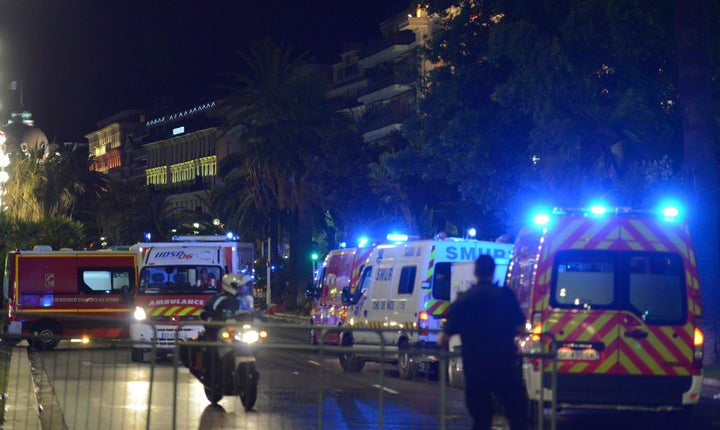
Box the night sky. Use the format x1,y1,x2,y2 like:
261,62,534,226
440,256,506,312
0,0,409,142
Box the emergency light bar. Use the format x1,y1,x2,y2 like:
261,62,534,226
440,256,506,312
532,203,682,226
386,233,409,243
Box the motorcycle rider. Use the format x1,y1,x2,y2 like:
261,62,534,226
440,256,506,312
201,274,243,339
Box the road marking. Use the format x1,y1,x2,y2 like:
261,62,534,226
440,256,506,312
372,384,399,394
307,360,321,366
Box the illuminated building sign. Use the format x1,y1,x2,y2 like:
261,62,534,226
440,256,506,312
145,101,216,127
173,126,185,136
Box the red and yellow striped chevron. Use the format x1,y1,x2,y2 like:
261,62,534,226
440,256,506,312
533,216,700,377
151,305,202,318
541,310,694,376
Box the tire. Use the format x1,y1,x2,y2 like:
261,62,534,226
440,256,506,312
397,341,418,380
448,356,464,388
236,362,258,410
204,386,223,404
31,321,61,350
339,352,365,372
338,334,365,372
131,348,144,362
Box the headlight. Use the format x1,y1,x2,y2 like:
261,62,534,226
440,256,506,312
133,306,147,321
237,330,260,344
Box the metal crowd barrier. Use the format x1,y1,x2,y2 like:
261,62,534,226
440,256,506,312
0,314,558,430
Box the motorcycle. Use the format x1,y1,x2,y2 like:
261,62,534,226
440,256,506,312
179,313,267,409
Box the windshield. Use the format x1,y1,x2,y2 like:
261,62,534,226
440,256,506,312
138,265,221,295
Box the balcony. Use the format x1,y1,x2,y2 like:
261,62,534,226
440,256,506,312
358,75,414,106
358,30,416,69
362,124,402,143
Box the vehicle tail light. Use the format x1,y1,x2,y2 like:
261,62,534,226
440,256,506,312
531,313,543,342
7,301,17,321
418,311,430,336
693,326,704,369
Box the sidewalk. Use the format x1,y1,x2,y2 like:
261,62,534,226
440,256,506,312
2,345,41,430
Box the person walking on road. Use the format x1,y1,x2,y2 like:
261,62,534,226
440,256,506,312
438,254,529,430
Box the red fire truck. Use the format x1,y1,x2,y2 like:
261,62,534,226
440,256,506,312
129,236,254,362
2,247,137,350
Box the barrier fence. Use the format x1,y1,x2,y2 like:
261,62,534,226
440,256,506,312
0,314,558,430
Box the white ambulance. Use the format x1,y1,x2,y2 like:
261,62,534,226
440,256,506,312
129,235,254,361
337,237,513,379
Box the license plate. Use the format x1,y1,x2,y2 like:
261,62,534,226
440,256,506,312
558,347,599,360
158,331,175,340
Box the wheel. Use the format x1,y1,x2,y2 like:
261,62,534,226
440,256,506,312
338,334,365,372
131,348,144,362
204,386,223,404
31,321,61,350
236,362,258,410
339,351,365,372
448,356,465,388
397,341,418,380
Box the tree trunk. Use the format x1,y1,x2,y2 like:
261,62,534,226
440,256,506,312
286,210,314,311
675,0,719,364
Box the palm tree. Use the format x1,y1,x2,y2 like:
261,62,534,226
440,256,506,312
4,149,47,221
96,179,186,245
214,38,343,306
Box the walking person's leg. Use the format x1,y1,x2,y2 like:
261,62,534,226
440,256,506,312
489,359,529,430
465,367,494,430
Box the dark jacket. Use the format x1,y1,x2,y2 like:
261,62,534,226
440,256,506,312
202,292,239,321
443,283,525,362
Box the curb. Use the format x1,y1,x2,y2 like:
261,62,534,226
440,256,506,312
3,345,41,430
265,313,309,324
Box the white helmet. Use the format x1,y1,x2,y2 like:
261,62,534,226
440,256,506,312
221,274,241,295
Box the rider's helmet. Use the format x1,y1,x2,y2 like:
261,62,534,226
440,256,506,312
221,274,243,295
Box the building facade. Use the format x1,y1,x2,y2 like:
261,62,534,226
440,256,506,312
85,110,147,177
328,5,438,144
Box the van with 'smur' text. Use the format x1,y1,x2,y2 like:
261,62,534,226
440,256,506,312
337,237,513,379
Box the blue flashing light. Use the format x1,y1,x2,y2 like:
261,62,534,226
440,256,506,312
386,233,409,243
467,228,477,238
339,241,347,249
589,205,606,216
143,232,152,242
662,206,679,218
532,213,550,226
226,231,234,240
357,236,370,248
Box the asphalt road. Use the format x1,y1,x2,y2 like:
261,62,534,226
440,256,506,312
26,323,720,430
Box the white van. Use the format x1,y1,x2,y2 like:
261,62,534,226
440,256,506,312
338,238,512,379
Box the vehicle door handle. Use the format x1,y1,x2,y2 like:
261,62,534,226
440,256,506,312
624,330,648,339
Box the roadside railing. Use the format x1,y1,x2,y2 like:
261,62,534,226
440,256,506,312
0,314,558,430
